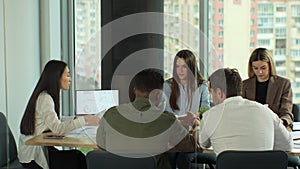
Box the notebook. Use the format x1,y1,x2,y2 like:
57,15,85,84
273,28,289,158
75,90,119,116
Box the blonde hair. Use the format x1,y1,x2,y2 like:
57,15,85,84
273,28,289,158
247,48,277,78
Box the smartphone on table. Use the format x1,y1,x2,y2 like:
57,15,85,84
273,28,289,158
43,135,65,139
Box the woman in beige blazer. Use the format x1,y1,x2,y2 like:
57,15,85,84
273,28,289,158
242,48,293,128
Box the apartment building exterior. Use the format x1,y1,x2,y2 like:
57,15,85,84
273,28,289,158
211,0,300,103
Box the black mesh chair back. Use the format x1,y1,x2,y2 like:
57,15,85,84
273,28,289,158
86,150,157,169
0,112,25,168
293,104,300,122
216,150,288,169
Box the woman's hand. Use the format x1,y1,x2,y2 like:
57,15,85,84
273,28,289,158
84,115,100,126
179,112,198,127
192,119,200,129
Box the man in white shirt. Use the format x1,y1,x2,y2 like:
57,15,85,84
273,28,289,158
200,68,293,155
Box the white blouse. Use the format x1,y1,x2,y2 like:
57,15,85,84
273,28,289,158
18,92,86,169
164,80,210,116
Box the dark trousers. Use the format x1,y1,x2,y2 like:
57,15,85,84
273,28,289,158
48,147,87,169
21,160,43,169
168,152,195,169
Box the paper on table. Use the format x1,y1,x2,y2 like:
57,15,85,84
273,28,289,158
67,126,98,138
294,140,300,149
293,122,300,131
291,131,300,140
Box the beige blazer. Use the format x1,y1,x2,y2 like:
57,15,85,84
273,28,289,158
242,76,293,126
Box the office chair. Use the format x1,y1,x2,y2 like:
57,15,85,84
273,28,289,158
293,104,300,122
290,104,300,169
216,150,288,169
86,150,157,169
0,112,25,169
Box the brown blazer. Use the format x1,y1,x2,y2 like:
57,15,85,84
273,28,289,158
242,76,294,126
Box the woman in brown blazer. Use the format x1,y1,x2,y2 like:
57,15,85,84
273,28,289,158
242,47,294,128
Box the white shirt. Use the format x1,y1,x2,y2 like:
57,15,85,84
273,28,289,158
18,92,86,169
163,81,210,116
200,96,293,156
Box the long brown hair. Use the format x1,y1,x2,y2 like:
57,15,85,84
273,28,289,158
20,60,67,135
169,49,205,111
248,47,277,78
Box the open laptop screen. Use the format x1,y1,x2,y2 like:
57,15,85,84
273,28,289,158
75,90,119,115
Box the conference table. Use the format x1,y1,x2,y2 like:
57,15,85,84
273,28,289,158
25,132,98,149
25,126,98,149
25,126,300,156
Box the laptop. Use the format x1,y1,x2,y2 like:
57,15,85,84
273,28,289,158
75,90,119,117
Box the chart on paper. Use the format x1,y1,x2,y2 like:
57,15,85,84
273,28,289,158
76,90,119,115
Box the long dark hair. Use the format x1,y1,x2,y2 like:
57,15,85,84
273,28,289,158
169,49,205,111
20,60,67,135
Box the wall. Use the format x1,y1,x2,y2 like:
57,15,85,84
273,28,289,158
223,1,250,79
0,0,5,114
0,0,40,141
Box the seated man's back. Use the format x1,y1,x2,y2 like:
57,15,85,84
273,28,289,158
96,69,198,169
97,97,192,155
200,68,293,156
201,97,291,155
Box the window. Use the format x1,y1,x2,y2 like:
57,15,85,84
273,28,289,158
219,20,224,27
250,31,254,37
258,4,273,16
291,50,300,57
277,70,286,76
294,82,300,88
219,55,224,61
258,39,270,47
296,93,300,98
218,43,224,49
71,1,300,106
276,4,286,12
275,61,285,67
219,8,224,14
275,27,286,37
276,17,286,24
219,31,223,37
258,28,273,34
257,18,273,27
276,39,286,49
292,5,300,17
250,19,255,26
295,61,300,68
208,0,300,104
292,39,300,46
164,0,200,78
74,0,101,90
275,49,286,56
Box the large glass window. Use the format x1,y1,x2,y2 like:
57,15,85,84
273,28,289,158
72,0,300,104
74,0,101,90
208,0,300,104
164,0,200,79
74,0,200,86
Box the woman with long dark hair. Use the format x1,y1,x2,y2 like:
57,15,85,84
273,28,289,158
164,49,210,169
164,49,210,117
18,60,99,169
